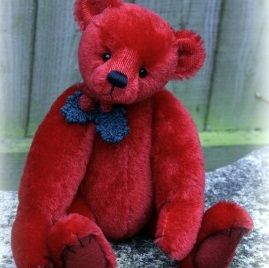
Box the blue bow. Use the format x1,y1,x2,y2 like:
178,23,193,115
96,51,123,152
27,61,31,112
60,91,129,143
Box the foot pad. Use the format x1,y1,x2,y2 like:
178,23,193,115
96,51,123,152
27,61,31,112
61,235,108,268
193,228,246,268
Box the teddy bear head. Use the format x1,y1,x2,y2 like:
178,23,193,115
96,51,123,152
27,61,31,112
75,0,205,105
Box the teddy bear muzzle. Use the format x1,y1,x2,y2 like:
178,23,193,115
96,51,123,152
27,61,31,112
107,70,128,89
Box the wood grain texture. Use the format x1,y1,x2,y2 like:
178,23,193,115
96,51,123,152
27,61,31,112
207,0,269,131
0,0,36,137
27,0,82,136
135,0,223,130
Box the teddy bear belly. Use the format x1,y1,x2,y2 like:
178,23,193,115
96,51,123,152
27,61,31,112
80,124,153,240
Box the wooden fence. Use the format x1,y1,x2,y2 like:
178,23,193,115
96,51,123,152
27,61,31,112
0,0,269,190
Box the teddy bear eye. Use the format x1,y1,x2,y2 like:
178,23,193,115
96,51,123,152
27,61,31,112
139,68,148,78
102,52,111,62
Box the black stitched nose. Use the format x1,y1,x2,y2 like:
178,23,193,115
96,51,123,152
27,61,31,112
107,70,128,88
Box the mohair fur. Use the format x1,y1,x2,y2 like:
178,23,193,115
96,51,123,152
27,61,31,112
11,1,253,267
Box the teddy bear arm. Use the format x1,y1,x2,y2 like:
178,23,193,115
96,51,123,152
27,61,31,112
11,210,52,268
151,90,205,260
12,84,95,267
18,84,95,218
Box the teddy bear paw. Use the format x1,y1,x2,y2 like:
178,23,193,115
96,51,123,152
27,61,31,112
60,234,109,268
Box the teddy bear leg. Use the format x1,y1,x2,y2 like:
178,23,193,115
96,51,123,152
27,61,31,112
180,201,253,268
47,213,116,268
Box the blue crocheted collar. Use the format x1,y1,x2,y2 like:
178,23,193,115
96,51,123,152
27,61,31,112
60,91,129,144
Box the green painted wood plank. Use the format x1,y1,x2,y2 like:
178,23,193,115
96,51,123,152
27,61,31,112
0,138,32,153
203,145,266,171
200,130,269,147
135,0,223,130
0,0,36,137
27,0,82,136
1,130,268,190
207,0,269,131
1,145,266,191
1,131,268,153
0,153,26,191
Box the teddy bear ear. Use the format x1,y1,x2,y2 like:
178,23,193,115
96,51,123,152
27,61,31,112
74,0,123,31
173,30,206,80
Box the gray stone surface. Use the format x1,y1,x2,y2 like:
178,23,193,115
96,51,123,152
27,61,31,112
1,147,269,267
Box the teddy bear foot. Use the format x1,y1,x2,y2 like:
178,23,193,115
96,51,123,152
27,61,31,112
182,227,246,268
60,235,108,268
47,213,116,268
180,202,253,268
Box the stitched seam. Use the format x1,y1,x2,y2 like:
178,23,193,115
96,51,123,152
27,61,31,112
161,207,168,239
192,227,247,268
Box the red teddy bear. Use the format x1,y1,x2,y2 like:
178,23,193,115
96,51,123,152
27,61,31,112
12,1,253,267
